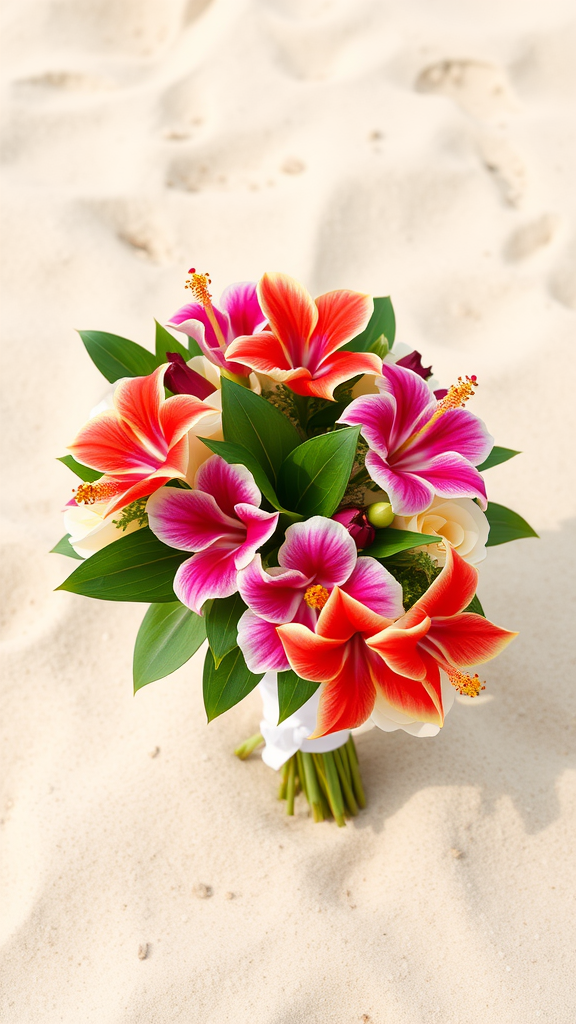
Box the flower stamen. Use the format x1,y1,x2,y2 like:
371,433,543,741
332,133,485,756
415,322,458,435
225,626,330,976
394,375,479,459
185,268,228,354
304,584,330,610
449,669,485,698
74,481,119,505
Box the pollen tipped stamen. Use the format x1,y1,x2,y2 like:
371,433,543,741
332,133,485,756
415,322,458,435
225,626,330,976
184,269,228,354
74,481,119,506
449,669,485,698
304,584,330,610
437,375,478,414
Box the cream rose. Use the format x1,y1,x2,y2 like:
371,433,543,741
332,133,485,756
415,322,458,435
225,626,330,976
392,495,489,566
63,502,142,558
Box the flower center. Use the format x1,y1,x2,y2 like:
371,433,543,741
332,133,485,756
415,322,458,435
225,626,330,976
185,268,228,354
449,669,485,697
74,481,118,505
304,584,330,610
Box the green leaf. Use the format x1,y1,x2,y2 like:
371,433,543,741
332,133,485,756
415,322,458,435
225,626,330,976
133,601,206,692
306,401,349,433
220,377,301,485
464,593,485,616
277,669,319,724
203,647,263,722
277,425,360,517
205,593,247,667
363,527,440,559
56,527,188,602
50,534,83,559
79,330,157,383
477,446,521,472
344,297,396,353
154,320,189,362
57,455,102,482
485,502,538,547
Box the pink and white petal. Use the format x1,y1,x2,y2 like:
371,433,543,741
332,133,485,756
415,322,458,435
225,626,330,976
302,351,383,401
168,302,231,358
237,556,307,623
195,455,260,517
146,487,242,552
257,272,318,367
339,394,396,458
399,408,493,468
237,609,290,673
233,503,280,568
367,617,432,680
377,364,437,450
158,394,214,449
225,331,293,375
276,623,347,683
423,613,517,668
372,656,443,726
413,452,489,509
402,545,478,625
317,587,390,642
343,557,404,618
69,410,158,476
312,290,373,359
365,451,435,515
309,640,379,737
173,546,239,614
114,366,167,457
219,282,267,338
278,517,357,587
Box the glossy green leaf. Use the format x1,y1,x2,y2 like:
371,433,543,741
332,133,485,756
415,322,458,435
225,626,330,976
485,502,538,546
50,534,83,559
362,527,440,559
277,425,360,517
57,455,102,482
205,593,247,668
203,646,263,722
56,527,187,602
221,377,301,485
464,593,485,616
344,296,396,353
277,670,320,724
154,320,189,363
133,601,206,692
477,446,521,472
79,330,157,383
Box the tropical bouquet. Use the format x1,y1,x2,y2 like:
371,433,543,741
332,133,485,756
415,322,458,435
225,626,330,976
53,271,537,826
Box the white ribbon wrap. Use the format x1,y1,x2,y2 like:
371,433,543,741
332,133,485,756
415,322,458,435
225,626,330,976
258,673,350,771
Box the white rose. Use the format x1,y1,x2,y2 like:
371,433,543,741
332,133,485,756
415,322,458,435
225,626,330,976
63,502,142,558
392,496,489,566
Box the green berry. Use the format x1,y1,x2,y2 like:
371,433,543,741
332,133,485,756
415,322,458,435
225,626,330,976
366,501,394,528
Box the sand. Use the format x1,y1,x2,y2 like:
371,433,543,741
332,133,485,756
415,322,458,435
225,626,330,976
1,0,575,1021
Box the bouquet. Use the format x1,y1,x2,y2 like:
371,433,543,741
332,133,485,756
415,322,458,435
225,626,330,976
53,271,537,826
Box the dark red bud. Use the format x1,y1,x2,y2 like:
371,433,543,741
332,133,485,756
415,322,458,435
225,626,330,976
396,350,433,380
332,508,376,551
165,352,217,401
433,387,448,400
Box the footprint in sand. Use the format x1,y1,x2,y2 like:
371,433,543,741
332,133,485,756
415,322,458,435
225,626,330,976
504,214,559,262
89,199,176,264
416,59,518,120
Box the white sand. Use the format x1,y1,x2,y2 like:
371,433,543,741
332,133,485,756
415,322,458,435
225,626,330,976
1,1,575,1021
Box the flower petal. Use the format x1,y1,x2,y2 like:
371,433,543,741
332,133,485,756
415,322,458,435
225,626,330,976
168,302,231,359
237,609,290,672
372,653,444,727
173,548,239,614
398,408,493,468
278,516,357,587
316,587,390,642
339,393,396,457
233,503,280,569
113,365,167,458
237,555,308,623
225,331,294,376
219,281,266,338
195,455,260,518
310,640,380,737
69,411,157,476
342,557,404,618
423,613,518,668
298,351,382,401
257,272,318,367
276,622,347,683
403,545,478,624
377,364,437,449
146,486,242,552
365,450,435,515
158,393,214,449
411,452,488,510
367,616,432,680
312,289,373,360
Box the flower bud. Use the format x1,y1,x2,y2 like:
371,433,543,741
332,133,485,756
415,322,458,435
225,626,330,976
332,508,375,550
366,501,394,529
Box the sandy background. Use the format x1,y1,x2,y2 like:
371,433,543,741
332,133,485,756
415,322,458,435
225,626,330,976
1,0,576,1021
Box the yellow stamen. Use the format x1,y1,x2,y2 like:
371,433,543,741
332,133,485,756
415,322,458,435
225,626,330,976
395,374,479,458
304,584,330,610
74,481,118,505
185,268,228,354
449,669,485,698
